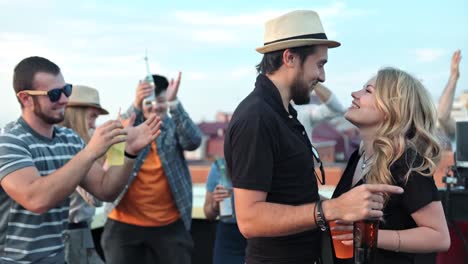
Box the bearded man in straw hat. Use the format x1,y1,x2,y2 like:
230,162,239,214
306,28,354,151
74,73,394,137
224,10,404,264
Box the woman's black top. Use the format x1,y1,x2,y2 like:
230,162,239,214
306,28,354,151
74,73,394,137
332,149,440,264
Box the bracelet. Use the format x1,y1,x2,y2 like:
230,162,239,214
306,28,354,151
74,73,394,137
395,230,401,252
124,150,137,159
316,200,328,231
313,202,318,227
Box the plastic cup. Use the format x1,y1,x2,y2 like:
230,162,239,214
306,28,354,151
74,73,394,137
329,221,354,259
106,141,125,166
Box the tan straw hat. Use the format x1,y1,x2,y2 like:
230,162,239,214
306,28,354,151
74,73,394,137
67,85,109,115
256,10,341,54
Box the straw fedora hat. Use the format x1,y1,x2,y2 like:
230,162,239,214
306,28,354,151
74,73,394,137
67,85,109,115
256,10,341,54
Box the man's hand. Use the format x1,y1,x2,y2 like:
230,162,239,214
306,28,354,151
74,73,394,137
124,113,162,155
210,184,231,212
84,120,127,160
324,184,404,222
133,81,155,110
213,185,231,203
450,50,461,80
166,71,182,102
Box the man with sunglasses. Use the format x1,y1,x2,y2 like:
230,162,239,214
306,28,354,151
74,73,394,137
0,56,161,264
101,72,202,264
224,10,404,264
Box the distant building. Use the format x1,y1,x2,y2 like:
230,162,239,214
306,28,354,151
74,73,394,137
312,118,360,163
186,110,361,163
215,111,232,123
452,90,468,122
185,111,230,160
198,119,229,159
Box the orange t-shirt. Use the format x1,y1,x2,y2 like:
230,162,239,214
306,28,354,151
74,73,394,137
108,142,180,226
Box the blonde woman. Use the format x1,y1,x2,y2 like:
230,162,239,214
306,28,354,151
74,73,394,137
332,67,450,264
60,85,110,264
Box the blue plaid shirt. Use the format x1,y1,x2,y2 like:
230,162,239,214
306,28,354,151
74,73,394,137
106,101,202,230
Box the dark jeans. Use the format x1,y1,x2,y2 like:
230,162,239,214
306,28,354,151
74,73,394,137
213,222,247,264
101,218,193,264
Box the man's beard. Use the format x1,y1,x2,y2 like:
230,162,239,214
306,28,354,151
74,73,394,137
33,97,64,124
291,74,312,105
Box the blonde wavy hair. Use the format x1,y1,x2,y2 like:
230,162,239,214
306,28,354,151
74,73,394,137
60,106,91,143
364,67,442,195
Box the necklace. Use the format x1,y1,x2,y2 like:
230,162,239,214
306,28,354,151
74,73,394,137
361,152,372,171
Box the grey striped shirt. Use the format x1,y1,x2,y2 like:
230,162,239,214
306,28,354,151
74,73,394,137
0,118,84,263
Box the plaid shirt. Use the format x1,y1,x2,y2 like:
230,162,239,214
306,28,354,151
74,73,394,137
106,101,202,230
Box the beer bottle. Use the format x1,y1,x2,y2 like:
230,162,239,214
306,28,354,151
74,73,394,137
216,159,234,220
354,218,380,264
142,50,156,106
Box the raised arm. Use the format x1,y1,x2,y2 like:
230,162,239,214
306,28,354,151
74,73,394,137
314,83,332,102
438,50,461,138
0,120,127,214
166,72,202,150
299,83,345,124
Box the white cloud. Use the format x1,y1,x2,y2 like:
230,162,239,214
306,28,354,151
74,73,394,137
191,29,238,44
185,71,210,81
174,10,282,27
324,67,378,106
414,48,446,62
230,66,256,79
1,1,462,126
179,66,256,83
316,2,373,19
174,2,365,27
173,3,367,46
316,2,348,18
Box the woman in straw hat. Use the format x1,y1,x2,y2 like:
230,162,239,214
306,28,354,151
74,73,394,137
60,85,112,264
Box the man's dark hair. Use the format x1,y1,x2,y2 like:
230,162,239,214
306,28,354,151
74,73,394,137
256,45,317,75
152,74,169,97
13,56,61,94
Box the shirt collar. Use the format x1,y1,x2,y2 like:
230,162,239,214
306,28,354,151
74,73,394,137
18,117,58,142
253,74,298,119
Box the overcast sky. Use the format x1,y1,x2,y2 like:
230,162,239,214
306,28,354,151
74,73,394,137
0,0,466,127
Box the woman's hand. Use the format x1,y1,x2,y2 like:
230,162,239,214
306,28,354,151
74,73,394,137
330,220,354,246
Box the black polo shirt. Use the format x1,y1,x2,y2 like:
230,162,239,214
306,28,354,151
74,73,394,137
224,74,321,263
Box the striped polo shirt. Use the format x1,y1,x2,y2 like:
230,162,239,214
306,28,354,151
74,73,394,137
0,117,84,263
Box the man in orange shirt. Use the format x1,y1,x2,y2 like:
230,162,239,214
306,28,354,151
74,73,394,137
101,73,202,264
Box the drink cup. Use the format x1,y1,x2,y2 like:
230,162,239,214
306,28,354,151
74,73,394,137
329,221,353,259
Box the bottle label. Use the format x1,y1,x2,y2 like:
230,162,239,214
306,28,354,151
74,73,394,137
219,197,233,217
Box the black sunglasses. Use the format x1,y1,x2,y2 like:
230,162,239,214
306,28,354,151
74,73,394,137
17,84,73,102
312,145,326,185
